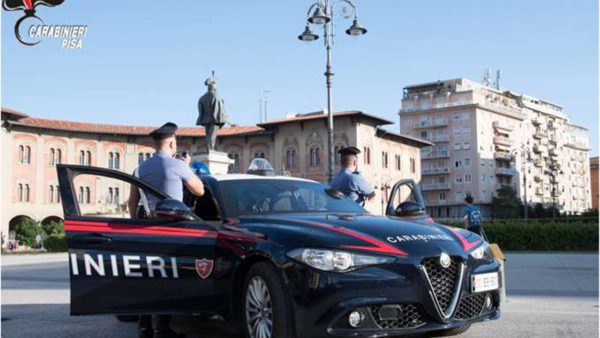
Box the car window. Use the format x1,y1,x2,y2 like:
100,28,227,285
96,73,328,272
72,173,163,219
219,179,366,217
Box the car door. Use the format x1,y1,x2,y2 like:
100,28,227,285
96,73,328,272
57,164,221,315
386,179,430,221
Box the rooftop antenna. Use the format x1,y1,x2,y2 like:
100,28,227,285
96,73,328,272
494,69,502,90
482,68,492,87
258,90,270,122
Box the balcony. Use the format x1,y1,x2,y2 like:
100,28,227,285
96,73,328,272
533,129,548,139
534,159,544,167
565,142,588,151
428,135,450,143
494,151,512,161
493,121,514,132
422,167,451,175
493,136,512,146
422,151,450,160
549,148,559,157
421,183,452,191
535,188,544,195
495,167,516,176
534,176,542,182
533,144,545,154
532,117,542,126
413,119,449,129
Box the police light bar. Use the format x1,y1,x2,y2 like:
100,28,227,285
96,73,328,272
247,158,276,176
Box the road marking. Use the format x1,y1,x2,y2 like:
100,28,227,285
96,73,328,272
503,310,598,316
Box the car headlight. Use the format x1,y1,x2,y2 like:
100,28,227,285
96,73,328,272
287,248,396,272
470,242,492,260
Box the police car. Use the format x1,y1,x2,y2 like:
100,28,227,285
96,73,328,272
57,159,501,338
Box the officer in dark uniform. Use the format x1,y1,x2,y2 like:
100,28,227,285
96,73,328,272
329,146,375,205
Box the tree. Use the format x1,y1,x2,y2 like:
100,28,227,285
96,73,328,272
13,219,43,246
532,203,546,218
491,185,523,219
42,220,64,236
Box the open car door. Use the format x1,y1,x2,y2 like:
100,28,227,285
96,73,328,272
385,179,432,223
57,164,221,315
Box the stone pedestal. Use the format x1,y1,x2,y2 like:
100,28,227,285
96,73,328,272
193,151,233,175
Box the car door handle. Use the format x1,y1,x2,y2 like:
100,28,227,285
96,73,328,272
73,233,112,244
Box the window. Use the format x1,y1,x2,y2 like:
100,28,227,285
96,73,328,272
254,151,266,159
50,148,55,166
114,188,119,204
439,192,446,201
453,127,462,136
309,147,320,167
382,152,388,168
79,150,85,165
462,126,471,135
286,149,296,168
334,145,343,164
464,158,471,167
80,150,91,165
395,155,401,171
145,152,152,160
363,147,371,165
481,175,486,182
455,160,463,168
138,153,144,165
108,151,120,169
78,187,84,203
410,158,416,173
454,143,462,151
455,191,463,202
420,131,428,139
18,184,23,202
455,176,463,184
86,151,92,165
55,185,60,203
49,186,54,203
24,184,30,202
228,151,240,173
108,188,113,204
85,187,91,204
18,145,31,164
465,174,472,183
114,153,120,169
463,142,471,150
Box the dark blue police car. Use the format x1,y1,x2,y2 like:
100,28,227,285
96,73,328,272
57,160,501,338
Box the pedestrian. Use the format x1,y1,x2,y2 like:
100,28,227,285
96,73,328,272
462,195,486,239
329,146,375,205
127,122,205,338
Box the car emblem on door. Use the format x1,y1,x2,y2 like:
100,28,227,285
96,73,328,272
195,259,214,279
439,253,451,268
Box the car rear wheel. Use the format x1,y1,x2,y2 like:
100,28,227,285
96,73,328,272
432,324,471,336
242,262,294,338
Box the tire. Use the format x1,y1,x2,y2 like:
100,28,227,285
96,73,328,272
115,315,139,323
242,262,294,338
431,324,471,336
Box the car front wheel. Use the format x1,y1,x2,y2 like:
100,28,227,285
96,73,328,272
242,262,294,338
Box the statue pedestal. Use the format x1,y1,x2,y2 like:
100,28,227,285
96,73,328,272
193,151,233,175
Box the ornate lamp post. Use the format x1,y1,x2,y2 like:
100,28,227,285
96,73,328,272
298,0,367,181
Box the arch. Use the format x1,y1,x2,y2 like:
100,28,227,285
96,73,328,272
8,215,35,241
41,216,63,226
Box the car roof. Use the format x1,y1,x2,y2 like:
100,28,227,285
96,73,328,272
208,173,318,183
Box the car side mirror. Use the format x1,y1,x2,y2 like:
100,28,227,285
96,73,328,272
395,201,425,217
155,199,195,221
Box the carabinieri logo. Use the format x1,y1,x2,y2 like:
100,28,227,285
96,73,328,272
3,0,87,49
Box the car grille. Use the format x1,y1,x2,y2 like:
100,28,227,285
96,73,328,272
455,293,496,320
421,256,460,312
369,304,425,329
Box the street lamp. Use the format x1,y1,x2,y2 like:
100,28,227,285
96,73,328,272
298,0,367,182
512,145,532,220
544,165,564,219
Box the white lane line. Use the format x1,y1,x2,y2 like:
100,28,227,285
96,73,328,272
503,310,598,316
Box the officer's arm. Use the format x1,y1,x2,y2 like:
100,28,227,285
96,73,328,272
128,187,140,219
354,175,375,200
184,176,205,197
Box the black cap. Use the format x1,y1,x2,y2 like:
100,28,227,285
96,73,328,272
149,122,178,141
338,146,361,156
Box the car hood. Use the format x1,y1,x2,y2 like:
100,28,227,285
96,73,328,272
244,213,483,258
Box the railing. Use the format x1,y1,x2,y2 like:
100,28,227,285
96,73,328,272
565,142,588,151
422,167,450,175
493,121,514,131
495,167,516,176
494,151,512,160
428,135,450,143
493,136,512,146
422,151,450,159
421,183,451,191
413,119,449,129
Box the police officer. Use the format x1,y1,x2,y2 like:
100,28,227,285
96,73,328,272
128,122,205,338
329,146,375,205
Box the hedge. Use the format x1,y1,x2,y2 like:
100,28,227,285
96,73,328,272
437,219,599,251
43,234,68,252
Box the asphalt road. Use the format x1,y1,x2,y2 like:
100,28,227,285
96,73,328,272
2,253,598,338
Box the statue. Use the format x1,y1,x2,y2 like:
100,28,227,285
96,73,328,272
197,72,228,151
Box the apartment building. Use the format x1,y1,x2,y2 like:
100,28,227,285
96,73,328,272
399,78,591,217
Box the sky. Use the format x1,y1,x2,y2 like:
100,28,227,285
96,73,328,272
2,0,598,155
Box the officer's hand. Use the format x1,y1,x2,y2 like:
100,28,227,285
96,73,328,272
182,153,192,164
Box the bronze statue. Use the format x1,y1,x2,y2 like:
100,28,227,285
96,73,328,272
197,73,228,151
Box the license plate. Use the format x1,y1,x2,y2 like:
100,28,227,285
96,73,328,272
471,272,499,293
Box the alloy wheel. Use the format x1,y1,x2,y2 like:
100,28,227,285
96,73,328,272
245,276,273,338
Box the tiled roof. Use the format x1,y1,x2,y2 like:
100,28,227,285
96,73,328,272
257,110,394,127
1,106,29,119
7,116,264,137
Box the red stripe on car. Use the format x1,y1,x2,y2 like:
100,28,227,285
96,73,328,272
64,220,216,238
447,227,481,251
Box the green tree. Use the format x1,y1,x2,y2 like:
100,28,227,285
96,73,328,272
491,185,523,219
42,220,64,236
13,219,43,246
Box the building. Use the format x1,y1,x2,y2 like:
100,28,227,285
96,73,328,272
1,107,431,242
591,156,599,210
399,78,592,218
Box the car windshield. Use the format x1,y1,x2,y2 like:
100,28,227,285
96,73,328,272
219,179,367,217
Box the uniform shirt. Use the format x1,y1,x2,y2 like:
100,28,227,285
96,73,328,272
329,168,374,204
136,150,194,210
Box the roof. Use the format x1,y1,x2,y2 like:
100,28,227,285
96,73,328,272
1,107,29,120
257,110,394,127
375,128,433,148
210,173,316,183
5,115,265,137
